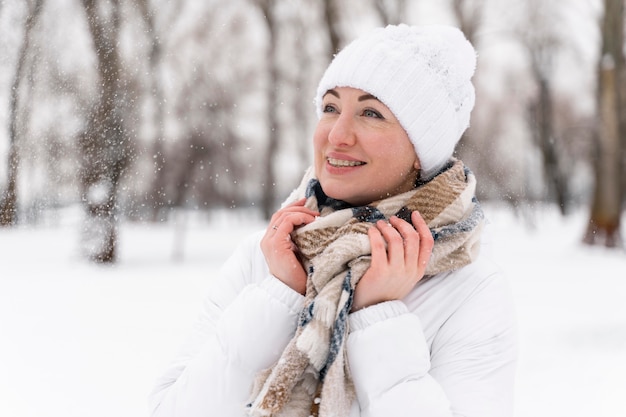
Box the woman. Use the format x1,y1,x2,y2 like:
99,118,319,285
149,24,517,417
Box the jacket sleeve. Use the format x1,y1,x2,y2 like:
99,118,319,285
148,232,304,417
346,270,517,417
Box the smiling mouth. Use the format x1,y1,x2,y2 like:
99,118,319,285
327,158,365,167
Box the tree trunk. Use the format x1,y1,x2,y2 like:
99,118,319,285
0,0,44,226
532,75,569,214
583,0,624,247
373,0,407,26
136,0,168,221
259,0,280,220
450,0,484,165
322,0,341,56
452,0,483,43
80,0,130,262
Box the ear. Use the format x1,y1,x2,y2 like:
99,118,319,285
413,159,422,180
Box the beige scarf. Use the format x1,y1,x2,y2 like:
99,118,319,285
247,159,484,417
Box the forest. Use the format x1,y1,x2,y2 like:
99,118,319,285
0,0,624,262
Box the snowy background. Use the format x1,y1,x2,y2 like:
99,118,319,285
1,204,625,417
1,0,624,415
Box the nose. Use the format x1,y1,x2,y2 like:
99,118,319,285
327,112,356,147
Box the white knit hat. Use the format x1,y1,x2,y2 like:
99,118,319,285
315,24,477,179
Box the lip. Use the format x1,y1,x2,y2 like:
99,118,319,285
325,152,366,173
326,152,364,163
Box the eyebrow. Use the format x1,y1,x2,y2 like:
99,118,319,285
358,94,379,102
323,89,340,99
323,89,380,103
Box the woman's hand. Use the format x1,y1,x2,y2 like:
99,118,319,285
352,211,434,311
260,198,319,295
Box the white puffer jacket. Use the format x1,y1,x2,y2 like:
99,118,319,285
149,229,517,417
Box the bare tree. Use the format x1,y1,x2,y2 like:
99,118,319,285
134,0,185,221
518,1,570,214
79,0,132,262
583,0,624,247
137,0,166,220
0,0,44,226
372,0,407,25
322,0,342,56
166,81,243,211
258,0,281,219
526,47,569,214
451,0,484,43
450,0,485,165
147,2,256,218
292,11,315,170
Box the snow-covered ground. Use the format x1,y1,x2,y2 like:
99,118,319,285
1,205,625,417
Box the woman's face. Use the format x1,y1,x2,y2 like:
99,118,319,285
313,87,420,206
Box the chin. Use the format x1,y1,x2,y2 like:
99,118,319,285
319,183,350,203
326,189,349,202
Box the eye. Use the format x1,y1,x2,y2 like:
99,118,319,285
363,108,383,119
323,104,338,113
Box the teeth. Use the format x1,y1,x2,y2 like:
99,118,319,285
328,158,364,167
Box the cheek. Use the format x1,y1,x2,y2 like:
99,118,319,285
312,123,329,155
378,143,417,175
377,136,414,161
312,127,323,150
312,125,327,173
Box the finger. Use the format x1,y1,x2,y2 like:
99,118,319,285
273,212,318,235
376,219,404,264
367,225,388,267
271,206,319,225
390,215,419,263
269,200,303,223
272,199,320,220
283,198,319,214
412,211,434,270
284,197,306,207
269,204,319,231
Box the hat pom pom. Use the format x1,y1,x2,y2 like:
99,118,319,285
428,25,477,82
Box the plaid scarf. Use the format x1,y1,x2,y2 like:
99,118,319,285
248,159,484,417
